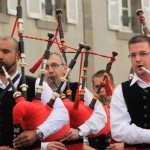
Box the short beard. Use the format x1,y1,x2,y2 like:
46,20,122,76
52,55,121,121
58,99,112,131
0,61,16,75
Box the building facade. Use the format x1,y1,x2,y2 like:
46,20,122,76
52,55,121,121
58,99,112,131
0,0,148,91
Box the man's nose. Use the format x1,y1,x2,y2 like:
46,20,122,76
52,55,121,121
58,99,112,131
135,54,142,62
101,87,105,92
0,51,4,59
47,66,54,73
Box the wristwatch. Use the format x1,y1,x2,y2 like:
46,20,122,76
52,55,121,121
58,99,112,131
77,128,83,139
35,129,44,140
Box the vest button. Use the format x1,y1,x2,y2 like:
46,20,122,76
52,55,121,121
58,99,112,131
144,123,148,127
143,96,147,100
144,105,148,109
144,89,148,93
144,114,148,118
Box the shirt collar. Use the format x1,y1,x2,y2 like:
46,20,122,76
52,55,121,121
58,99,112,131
130,73,150,88
0,70,20,89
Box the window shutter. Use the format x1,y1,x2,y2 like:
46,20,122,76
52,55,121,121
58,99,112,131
66,0,78,24
7,0,17,15
141,0,150,28
26,0,42,19
108,0,121,30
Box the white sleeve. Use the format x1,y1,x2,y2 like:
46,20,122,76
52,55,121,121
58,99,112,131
41,142,49,150
78,87,107,136
35,79,69,139
110,84,150,144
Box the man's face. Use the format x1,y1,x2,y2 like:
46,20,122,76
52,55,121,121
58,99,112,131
45,54,67,90
93,75,115,105
93,76,107,96
0,39,19,76
129,42,150,80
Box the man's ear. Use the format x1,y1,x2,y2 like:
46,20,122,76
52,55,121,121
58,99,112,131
111,83,115,90
16,51,21,61
63,64,68,73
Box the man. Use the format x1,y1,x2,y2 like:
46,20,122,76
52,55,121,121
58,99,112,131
92,70,115,106
45,52,107,147
0,36,68,150
91,70,124,150
110,35,150,149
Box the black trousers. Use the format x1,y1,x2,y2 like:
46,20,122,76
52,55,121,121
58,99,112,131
88,134,110,150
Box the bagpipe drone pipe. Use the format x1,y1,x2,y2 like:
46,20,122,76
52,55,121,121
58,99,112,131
10,1,70,142
86,51,118,139
61,51,117,139
47,43,86,150
2,33,70,142
11,42,86,149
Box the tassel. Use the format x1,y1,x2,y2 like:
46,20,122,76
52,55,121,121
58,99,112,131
73,89,80,110
105,77,112,96
29,56,44,73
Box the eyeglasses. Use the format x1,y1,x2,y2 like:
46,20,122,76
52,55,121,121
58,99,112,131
128,51,150,59
46,63,64,70
94,85,105,89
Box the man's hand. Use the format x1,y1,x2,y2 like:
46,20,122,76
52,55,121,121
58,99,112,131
47,141,67,150
60,128,79,142
106,143,124,150
0,146,18,150
13,130,38,149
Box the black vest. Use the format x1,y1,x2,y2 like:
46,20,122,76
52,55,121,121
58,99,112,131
122,80,150,149
0,75,41,149
63,82,78,102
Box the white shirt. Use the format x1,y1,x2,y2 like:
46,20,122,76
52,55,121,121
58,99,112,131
110,73,150,144
42,82,107,149
61,82,107,137
78,87,107,136
0,71,69,150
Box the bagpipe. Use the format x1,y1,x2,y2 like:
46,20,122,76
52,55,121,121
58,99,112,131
60,50,118,137
10,0,69,143
87,51,118,138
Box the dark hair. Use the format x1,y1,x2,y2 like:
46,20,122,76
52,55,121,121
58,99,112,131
92,70,114,85
0,36,19,52
128,35,150,48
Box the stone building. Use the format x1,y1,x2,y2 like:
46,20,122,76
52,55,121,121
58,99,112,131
0,0,148,91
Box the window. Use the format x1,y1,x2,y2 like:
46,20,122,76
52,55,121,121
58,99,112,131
0,0,8,23
26,0,60,21
0,0,3,13
66,0,78,24
108,0,132,32
7,0,17,15
44,0,56,17
141,0,150,29
121,0,131,31
108,0,150,33
7,0,78,25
